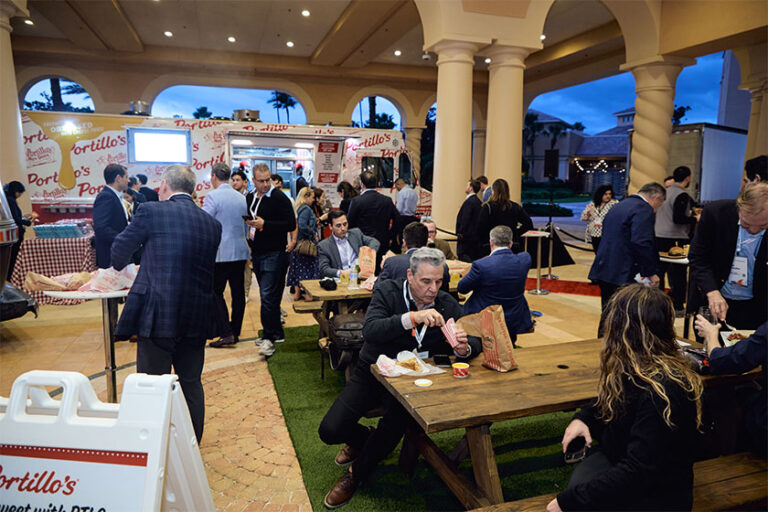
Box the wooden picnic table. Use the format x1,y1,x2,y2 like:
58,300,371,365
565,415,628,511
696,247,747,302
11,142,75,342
371,338,760,509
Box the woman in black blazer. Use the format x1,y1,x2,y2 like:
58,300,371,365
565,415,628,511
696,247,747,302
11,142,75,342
478,178,533,255
549,284,703,512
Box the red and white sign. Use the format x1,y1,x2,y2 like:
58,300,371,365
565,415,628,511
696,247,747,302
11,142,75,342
0,444,147,510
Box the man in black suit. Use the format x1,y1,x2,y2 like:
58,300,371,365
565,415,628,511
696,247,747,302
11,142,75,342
376,222,450,292
689,181,767,329
347,171,398,271
588,182,666,336
93,164,129,268
136,173,159,202
319,248,480,509
112,165,222,442
456,179,483,262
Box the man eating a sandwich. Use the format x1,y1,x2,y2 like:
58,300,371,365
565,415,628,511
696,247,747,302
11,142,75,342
317,247,481,509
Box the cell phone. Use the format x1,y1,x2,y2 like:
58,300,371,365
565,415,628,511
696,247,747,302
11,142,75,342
564,436,587,464
433,354,452,367
242,215,252,221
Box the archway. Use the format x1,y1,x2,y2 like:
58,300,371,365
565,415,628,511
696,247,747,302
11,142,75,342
350,95,402,129
151,85,307,124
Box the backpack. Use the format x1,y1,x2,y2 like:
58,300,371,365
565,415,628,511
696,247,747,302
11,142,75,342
327,312,365,370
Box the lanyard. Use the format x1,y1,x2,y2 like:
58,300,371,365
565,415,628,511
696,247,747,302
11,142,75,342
250,194,264,218
403,281,427,348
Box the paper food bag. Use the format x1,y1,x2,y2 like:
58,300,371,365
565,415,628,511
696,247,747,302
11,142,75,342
457,305,517,372
358,246,376,278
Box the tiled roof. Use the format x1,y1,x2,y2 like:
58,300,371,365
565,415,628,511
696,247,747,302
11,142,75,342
592,125,633,136
575,134,629,157
612,107,636,116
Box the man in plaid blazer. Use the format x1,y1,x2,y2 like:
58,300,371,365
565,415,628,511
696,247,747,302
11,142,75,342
112,165,222,442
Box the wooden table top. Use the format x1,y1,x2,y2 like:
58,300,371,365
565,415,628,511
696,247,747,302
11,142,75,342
300,278,459,302
372,338,759,434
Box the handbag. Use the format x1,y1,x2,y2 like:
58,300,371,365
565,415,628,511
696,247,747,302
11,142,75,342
295,239,317,257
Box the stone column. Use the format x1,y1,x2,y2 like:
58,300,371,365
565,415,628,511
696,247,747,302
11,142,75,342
622,57,694,193
0,0,29,210
471,129,486,178
431,40,478,230
484,46,530,203
742,81,767,159
403,126,423,185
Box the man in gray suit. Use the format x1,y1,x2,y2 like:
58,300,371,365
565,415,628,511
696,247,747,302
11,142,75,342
318,210,380,278
202,162,250,347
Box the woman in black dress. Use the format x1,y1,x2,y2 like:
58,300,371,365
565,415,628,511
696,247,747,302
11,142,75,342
4,181,38,280
548,284,703,511
478,178,533,255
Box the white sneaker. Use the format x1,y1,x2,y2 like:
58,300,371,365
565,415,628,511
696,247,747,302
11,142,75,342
254,337,267,346
274,338,285,343
280,308,288,318
259,340,275,357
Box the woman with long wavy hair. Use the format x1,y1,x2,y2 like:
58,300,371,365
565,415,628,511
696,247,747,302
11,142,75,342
478,178,532,255
286,187,319,299
548,284,703,512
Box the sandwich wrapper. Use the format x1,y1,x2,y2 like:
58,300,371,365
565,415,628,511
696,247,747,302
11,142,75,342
376,351,446,377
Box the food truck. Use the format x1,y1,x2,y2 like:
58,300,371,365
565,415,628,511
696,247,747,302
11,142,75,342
20,111,428,222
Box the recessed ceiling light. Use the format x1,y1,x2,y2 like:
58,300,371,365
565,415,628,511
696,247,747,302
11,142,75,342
227,36,236,43
164,31,173,37
540,34,546,40
394,50,402,56
24,19,34,25
286,41,294,47
484,57,491,64
301,9,310,17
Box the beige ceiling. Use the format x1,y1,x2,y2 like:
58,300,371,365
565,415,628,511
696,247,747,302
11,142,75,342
11,0,621,69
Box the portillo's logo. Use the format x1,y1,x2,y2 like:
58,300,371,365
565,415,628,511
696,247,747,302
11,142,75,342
0,465,78,495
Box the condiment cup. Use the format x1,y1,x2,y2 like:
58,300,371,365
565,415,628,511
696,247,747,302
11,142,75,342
452,362,469,378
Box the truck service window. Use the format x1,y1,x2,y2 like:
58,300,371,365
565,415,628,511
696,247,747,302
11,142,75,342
127,128,191,164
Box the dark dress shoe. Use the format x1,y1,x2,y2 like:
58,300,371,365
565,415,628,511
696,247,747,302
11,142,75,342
324,470,359,509
209,335,236,348
334,444,360,466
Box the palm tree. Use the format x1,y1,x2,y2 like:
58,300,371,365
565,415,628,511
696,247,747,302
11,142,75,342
572,122,586,132
523,112,544,157
545,122,567,149
268,91,297,123
193,106,212,119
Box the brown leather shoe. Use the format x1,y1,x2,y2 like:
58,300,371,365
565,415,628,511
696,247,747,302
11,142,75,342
209,335,236,348
323,469,359,509
334,426,373,466
334,444,360,466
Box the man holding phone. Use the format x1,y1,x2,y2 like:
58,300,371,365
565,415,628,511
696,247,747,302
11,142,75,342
318,248,481,509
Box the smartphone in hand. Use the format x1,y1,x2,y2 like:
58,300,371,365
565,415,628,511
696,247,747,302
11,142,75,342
433,354,452,367
564,436,587,464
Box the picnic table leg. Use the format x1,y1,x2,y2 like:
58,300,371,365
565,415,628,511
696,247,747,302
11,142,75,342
466,424,504,504
399,423,420,477
448,435,470,464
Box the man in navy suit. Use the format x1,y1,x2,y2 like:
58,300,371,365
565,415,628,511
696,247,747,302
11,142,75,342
112,165,222,442
456,179,483,262
347,171,398,270
317,210,380,278
589,182,666,336
93,164,129,268
376,222,450,292
136,173,159,202
457,225,532,342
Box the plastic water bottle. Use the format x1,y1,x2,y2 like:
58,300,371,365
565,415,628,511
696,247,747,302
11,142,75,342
348,268,359,290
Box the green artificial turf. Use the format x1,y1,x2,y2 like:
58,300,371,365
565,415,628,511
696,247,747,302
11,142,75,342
267,326,576,511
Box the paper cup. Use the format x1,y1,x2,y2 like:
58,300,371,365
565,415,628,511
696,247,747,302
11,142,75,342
452,362,469,378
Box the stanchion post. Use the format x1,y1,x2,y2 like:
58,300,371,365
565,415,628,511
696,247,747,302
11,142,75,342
528,233,549,295
543,222,559,280
101,297,118,403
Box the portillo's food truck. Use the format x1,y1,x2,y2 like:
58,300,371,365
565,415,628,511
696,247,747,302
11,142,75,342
21,111,429,222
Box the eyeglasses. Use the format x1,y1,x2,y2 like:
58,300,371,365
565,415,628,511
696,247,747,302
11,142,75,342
254,178,270,183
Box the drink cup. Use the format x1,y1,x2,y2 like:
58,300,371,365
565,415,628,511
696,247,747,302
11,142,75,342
339,272,349,286
452,362,469,378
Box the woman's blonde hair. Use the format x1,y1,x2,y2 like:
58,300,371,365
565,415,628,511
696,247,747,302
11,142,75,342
597,284,703,429
295,186,313,212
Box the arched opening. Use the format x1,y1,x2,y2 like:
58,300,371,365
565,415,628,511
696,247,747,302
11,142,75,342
22,77,94,112
350,96,402,129
151,85,307,123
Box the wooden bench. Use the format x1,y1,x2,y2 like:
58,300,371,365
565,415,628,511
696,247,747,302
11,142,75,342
473,452,767,512
292,301,324,314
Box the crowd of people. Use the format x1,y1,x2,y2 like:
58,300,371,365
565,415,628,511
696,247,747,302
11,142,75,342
35,151,763,509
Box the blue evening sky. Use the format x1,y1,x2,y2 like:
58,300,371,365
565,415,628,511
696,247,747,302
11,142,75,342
24,51,722,134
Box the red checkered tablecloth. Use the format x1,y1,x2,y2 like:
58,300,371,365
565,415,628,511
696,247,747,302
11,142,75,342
10,235,97,305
